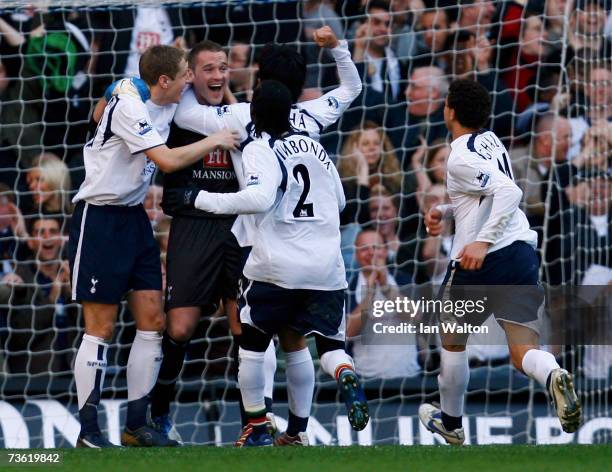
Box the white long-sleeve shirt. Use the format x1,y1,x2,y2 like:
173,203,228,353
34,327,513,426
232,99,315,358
195,132,347,290
445,130,537,260
173,40,362,188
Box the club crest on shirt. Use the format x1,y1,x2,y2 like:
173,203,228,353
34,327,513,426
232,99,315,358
134,119,153,135
474,169,490,188
216,105,232,117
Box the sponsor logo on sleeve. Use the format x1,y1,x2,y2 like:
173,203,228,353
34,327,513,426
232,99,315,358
327,96,339,109
474,169,490,188
134,119,153,135
247,173,261,186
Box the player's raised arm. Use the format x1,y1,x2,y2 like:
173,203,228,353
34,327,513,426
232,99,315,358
299,26,363,128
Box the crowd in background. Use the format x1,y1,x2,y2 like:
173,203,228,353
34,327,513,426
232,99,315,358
0,0,610,385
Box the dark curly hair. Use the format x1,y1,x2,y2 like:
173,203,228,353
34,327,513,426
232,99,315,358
446,79,491,130
256,44,306,103
251,80,292,138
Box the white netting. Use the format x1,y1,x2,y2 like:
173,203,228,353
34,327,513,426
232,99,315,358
0,0,610,447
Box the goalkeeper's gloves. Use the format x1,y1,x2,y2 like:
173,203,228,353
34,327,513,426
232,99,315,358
104,77,150,102
162,186,200,213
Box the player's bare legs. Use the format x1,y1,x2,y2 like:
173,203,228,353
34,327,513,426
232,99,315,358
149,305,200,443
120,290,178,447
75,302,118,447
503,322,581,433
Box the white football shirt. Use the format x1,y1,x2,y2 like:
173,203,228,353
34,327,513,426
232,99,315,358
73,94,167,206
173,40,362,189
195,132,347,290
445,130,538,260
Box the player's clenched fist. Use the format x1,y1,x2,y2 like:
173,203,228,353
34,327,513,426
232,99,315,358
312,25,339,48
457,241,491,271
424,207,444,237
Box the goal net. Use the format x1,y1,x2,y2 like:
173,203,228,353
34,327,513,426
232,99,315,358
0,0,610,447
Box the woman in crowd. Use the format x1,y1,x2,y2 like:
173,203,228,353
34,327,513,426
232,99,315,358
337,121,401,273
26,153,72,219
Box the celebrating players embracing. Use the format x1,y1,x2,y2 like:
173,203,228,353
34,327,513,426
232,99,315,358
165,80,369,447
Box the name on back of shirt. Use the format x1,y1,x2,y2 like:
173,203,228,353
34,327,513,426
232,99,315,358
274,137,332,171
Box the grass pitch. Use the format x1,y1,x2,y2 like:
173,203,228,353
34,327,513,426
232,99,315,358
13,445,610,472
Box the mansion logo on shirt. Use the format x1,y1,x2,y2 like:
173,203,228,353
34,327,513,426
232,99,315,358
134,119,153,136
191,149,235,181
203,149,230,168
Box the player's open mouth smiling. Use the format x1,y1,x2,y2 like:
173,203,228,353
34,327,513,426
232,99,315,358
208,83,224,92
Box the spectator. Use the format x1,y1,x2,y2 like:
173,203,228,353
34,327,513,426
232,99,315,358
228,41,255,102
337,121,402,271
25,153,72,220
567,0,612,65
515,66,568,137
454,0,497,38
444,29,514,138
568,65,612,160
0,215,77,375
352,0,407,103
301,0,343,39
411,138,449,194
389,0,418,61
367,184,413,284
346,228,420,379
387,66,448,162
0,184,28,272
368,184,400,260
94,5,187,84
410,7,451,69
512,115,573,229
572,173,611,283
500,12,556,113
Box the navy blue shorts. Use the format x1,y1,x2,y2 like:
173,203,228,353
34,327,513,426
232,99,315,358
440,241,544,326
239,280,346,341
68,201,162,304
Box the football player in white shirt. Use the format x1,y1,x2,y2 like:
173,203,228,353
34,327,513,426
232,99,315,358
68,45,239,448
418,79,581,445
105,27,362,444
164,81,369,447
160,26,362,443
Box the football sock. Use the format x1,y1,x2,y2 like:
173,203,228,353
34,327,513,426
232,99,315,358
438,348,469,430
285,348,314,434
151,332,189,418
238,348,267,415
126,330,163,430
522,349,560,389
263,340,276,410
75,334,108,435
319,349,354,379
